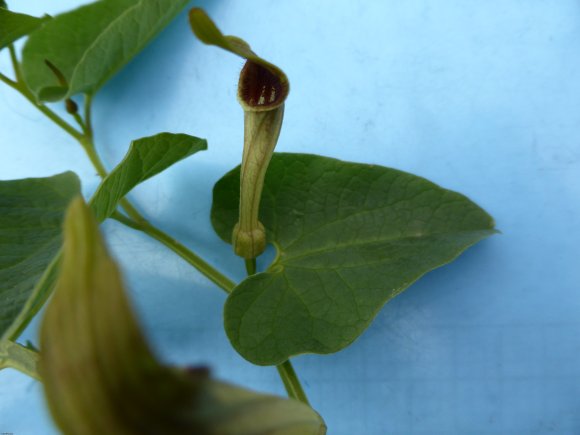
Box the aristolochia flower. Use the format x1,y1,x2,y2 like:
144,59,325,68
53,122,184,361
189,9,289,259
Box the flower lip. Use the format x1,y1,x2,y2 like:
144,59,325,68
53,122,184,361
189,8,290,112
238,60,289,112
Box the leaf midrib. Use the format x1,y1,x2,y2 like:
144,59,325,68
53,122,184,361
269,167,466,251
70,0,184,96
278,228,495,265
69,0,142,95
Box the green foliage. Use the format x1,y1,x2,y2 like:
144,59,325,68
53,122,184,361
90,133,207,221
0,172,80,338
0,3,497,433
40,198,326,435
212,153,496,365
0,8,49,50
21,0,190,101
0,133,206,344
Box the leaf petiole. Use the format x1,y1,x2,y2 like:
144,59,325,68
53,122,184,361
83,93,93,137
244,258,256,275
111,212,236,294
0,70,16,87
0,340,40,381
277,360,310,405
2,46,84,141
8,44,23,83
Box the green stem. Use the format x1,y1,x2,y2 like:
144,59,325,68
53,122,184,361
79,136,108,177
8,44,24,84
0,71,17,88
117,198,148,225
1,72,84,141
111,212,235,294
245,258,256,275
276,360,310,405
71,95,107,180
83,94,94,138
0,340,41,381
72,110,87,132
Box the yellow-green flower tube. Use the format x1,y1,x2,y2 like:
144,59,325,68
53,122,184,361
189,9,289,259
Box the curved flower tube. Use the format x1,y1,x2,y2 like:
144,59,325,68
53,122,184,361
190,9,289,259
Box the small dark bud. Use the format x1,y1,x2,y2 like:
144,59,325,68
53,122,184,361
65,98,78,114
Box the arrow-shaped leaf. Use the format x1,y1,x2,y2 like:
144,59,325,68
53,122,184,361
90,132,207,221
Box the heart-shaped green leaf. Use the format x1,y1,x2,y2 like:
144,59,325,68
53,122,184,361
41,198,326,435
21,0,190,101
90,132,207,221
0,172,80,338
212,153,497,365
0,7,50,50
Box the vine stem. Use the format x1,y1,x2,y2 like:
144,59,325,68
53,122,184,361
277,360,310,405
0,70,84,142
0,341,40,381
111,212,235,293
244,258,256,275
8,45,24,83
3,46,85,142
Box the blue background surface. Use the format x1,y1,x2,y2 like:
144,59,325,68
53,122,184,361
1,1,580,434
